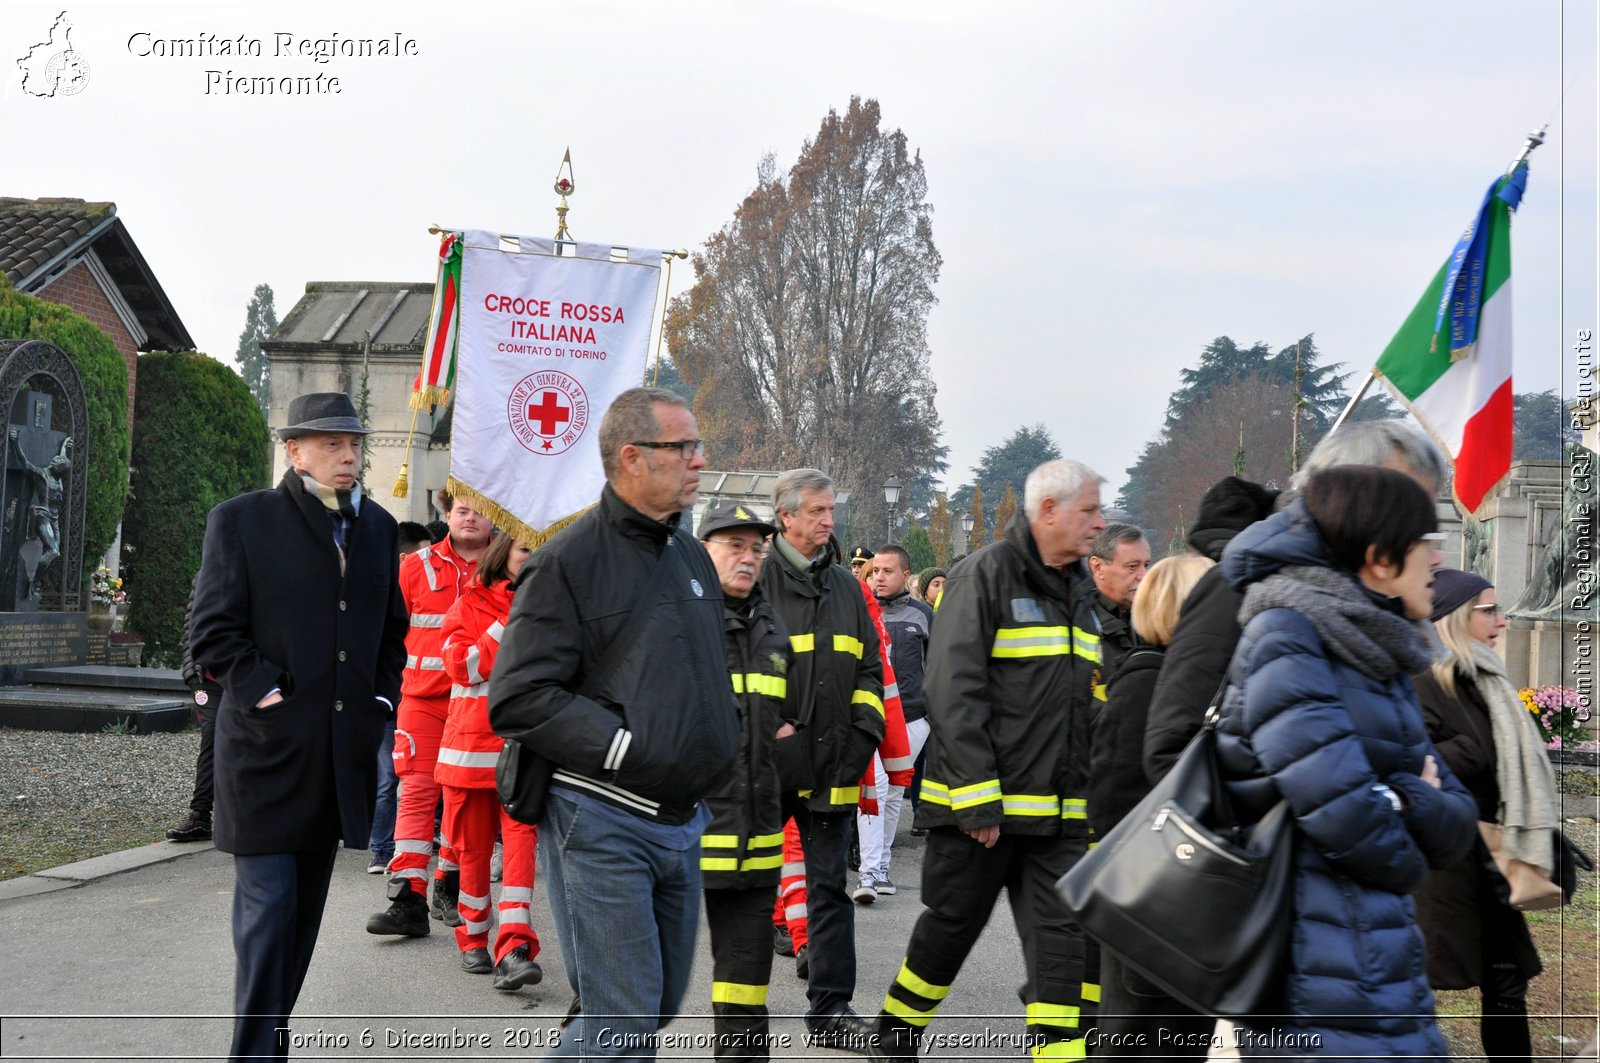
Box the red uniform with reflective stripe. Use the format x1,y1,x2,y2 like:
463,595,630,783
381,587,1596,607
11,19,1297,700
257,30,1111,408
435,580,512,789
434,575,540,963
859,584,912,814
399,537,476,704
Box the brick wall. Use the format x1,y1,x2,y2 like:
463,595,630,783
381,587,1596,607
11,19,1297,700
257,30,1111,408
37,261,139,422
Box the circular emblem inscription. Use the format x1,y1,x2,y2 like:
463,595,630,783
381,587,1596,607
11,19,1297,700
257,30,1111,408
690,578,704,598
508,371,589,456
44,50,90,95
194,690,209,706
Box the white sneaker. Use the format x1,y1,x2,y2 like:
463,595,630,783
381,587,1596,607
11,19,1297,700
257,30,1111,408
852,880,877,905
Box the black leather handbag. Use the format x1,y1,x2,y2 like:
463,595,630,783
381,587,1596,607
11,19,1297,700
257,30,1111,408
1056,714,1292,1018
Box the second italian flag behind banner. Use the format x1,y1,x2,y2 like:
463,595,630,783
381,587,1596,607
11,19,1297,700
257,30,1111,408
450,230,663,543
1374,162,1528,517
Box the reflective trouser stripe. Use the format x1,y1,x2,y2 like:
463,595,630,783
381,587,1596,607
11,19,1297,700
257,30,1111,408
1080,981,1100,1003
883,961,953,1027
459,890,490,909
1026,1001,1086,1060
500,886,534,903
711,981,769,1006
498,907,531,926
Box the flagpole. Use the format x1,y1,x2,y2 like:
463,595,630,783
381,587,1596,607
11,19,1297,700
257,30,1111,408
1331,125,1548,435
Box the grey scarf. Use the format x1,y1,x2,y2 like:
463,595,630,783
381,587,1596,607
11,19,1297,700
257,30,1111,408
1471,642,1558,872
1240,565,1433,680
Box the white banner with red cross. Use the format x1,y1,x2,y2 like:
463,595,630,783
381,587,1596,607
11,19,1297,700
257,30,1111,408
449,230,663,544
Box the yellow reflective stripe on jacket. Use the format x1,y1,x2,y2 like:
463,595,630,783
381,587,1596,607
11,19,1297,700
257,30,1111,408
1072,627,1102,664
827,786,860,804
1061,797,1088,820
1002,793,1060,817
950,780,1001,810
919,780,951,807
711,981,769,1006
991,626,1071,658
790,633,815,653
731,673,788,698
852,688,885,718
832,634,865,659
1092,683,1108,702
990,625,1102,662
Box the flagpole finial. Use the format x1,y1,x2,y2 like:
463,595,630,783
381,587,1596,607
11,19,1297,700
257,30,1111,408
1509,125,1547,174
554,148,575,243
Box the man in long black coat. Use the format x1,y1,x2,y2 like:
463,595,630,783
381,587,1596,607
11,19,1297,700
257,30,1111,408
191,392,408,1061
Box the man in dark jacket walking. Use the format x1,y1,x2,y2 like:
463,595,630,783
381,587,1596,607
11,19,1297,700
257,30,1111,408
488,387,740,1059
759,468,885,1051
190,392,409,1062
1085,523,1150,682
698,502,794,1061
870,458,1106,1063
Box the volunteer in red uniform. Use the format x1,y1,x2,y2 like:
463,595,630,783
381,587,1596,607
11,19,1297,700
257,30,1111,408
366,489,489,937
436,533,544,990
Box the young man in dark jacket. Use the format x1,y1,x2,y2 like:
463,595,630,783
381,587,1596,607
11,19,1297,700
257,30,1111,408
871,458,1106,1063
488,388,740,1060
698,502,794,1062
759,468,885,1050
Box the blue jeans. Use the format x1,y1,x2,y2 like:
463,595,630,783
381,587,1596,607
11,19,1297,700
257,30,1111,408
540,790,706,1060
368,719,397,857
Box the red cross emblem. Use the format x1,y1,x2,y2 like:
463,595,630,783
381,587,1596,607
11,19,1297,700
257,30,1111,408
527,391,572,447
508,371,589,456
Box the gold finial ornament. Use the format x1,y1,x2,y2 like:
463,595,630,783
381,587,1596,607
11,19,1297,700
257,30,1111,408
554,148,575,242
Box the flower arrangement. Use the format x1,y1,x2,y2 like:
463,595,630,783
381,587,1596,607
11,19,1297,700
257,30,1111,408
1518,685,1593,748
89,565,128,608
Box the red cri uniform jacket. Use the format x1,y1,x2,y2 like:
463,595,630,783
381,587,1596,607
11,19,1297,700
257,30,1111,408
399,536,478,718
859,581,913,814
436,579,513,788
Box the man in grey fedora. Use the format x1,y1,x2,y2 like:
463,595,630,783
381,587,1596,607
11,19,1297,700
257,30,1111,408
191,391,409,1061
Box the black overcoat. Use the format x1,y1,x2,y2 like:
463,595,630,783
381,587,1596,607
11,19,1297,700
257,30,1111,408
191,471,408,854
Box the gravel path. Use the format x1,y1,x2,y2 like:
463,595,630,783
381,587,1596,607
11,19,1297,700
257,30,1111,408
0,726,202,880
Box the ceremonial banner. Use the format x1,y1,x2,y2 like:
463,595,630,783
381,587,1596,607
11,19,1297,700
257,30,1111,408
1373,162,1527,517
449,230,663,543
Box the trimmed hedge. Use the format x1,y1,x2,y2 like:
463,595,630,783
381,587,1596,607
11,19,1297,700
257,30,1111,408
122,350,270,660
0,286,131,567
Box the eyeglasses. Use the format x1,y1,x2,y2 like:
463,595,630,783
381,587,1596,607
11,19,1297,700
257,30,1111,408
1472,603,1506,620
630,439,705,460
706,537,768,559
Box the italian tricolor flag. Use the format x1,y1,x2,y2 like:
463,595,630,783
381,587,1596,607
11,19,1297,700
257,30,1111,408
1374,162,1528,516
410,231,462,410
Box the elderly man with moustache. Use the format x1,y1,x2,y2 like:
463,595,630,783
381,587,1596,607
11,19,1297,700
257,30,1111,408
191,392,408,1061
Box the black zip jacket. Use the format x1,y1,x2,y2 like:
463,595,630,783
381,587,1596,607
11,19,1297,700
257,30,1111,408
915,512,1101,836
701,587,792,889
488,485,740,823
758,540,885,812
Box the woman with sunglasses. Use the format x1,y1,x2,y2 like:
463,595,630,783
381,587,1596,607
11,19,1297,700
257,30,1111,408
1413,569,1557,1062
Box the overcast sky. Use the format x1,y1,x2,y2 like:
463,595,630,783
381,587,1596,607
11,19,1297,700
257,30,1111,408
5,0,1595,500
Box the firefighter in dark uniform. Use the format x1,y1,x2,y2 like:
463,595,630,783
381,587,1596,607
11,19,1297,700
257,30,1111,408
696,503,794,1061
870,459,1108,1063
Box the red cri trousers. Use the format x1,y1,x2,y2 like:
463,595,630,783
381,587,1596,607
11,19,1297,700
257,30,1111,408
772,817,809,951
388,695,458,895
441,786,540,962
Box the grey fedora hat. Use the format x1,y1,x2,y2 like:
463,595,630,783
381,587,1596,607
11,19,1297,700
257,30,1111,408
278,392,375,440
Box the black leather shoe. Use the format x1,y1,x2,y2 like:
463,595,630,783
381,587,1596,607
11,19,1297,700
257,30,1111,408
366,880,430,937
460,947,492,974
493,944,544,991
774,923,795,957
807,1008,874,1054
165,810,212,842
795,944,809,980
866,1020,919,1062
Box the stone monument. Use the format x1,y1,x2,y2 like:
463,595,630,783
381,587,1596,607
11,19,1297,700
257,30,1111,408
0,339,91,682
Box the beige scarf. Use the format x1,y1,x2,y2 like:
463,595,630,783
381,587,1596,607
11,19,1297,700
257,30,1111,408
1473,642,1558,874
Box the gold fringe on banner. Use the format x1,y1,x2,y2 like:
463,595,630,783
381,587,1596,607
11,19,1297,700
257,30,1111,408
445,476,594,551
408,384,451,412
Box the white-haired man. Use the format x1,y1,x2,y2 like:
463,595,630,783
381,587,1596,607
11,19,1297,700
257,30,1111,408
870,459,1107,1062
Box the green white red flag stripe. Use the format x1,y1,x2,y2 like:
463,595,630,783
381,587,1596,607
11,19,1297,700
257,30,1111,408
411,231,462,410
1374,163,1527,516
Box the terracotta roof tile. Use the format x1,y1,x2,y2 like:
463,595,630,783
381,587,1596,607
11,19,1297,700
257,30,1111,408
0,196,115,287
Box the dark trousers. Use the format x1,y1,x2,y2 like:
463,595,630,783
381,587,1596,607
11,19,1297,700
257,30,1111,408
705,886,779,1061
189,695,218,814
1097,950,1213,1058
785,800,856,1022
230,846,338,1061
877,827,1095,1058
